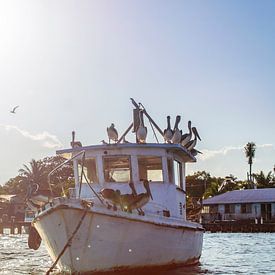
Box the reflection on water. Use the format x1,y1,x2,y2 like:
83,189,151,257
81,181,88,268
1,233,275,274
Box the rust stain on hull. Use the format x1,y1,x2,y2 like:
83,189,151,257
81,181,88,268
78,257,201,275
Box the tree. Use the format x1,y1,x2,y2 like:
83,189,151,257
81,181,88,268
0,156,74,197
18,159,47,189
253,171,275,188
244,142,256,187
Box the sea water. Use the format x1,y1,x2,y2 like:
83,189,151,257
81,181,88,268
0,232,275,274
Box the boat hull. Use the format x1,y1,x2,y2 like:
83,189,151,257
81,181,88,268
34,206,203,274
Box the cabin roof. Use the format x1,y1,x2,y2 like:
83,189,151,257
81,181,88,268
56,143,196,162
203,188,275,205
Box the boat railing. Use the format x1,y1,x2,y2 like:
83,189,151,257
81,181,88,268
48,150,86,195
48,150,105,205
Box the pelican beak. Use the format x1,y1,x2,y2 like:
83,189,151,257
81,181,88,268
149,189,153,200
194,128,201,141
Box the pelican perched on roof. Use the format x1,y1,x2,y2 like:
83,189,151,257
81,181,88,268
163,116,173,143
107,123,118,143
190,148,202,157
185,127,201,151
70,131,82,148
136,110,147,143
181,120,192,147
171,115,182,144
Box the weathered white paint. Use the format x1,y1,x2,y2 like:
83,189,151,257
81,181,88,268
34,143,202,274
34,200,203,274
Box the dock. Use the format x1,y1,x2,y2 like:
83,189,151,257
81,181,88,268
0,220,31,234
203,220,275,233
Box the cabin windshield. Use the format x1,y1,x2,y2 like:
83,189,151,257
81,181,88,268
138,156,163,182
78,158,98,183
103,156,131,182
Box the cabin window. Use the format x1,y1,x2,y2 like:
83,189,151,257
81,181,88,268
241,204,252,214
103,156,131,182
225,204,235,214
173,160,183,188
138,156,163,182
167,158,173,183
78,158,98,183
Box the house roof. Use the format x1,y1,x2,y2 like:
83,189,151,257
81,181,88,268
203,188,275,205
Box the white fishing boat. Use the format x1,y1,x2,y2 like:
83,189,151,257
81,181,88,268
28,99,204,274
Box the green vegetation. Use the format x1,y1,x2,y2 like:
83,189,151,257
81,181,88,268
244,142,256,185
0,153,274,202
0,156,74,197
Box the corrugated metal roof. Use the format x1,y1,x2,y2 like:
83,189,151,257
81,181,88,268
203,188,275,205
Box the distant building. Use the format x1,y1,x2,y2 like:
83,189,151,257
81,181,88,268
202,188,275,223
0,194,25,221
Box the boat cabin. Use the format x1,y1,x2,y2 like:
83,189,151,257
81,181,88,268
57,143,195,220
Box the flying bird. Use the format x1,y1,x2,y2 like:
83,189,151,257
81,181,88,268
10,105,19,114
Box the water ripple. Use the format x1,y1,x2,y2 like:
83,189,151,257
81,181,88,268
0,232,275,274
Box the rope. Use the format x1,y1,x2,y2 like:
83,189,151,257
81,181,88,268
149,119,159,143
78,152,86,198
82,172,105,205
46,209,88,275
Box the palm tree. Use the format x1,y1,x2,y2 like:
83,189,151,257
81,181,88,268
253,171,274,188
19,159,47,189
244,142,256,187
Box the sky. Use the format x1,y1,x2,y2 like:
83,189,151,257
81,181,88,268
0,0,274,184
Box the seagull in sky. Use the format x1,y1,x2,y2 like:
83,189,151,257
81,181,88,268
10,105,19,114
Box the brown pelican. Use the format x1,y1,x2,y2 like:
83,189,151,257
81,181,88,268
100,188,121,210
136,110,147,143
70,131,82,148
120,182,144,215
25,182,52,209
171,115,182,144
190,148,202,157
125,180,153,214
163,116,173,143
181,120,192,146
122,136,131,143
185,127,201,151
107,123,118,143
10,105,19,114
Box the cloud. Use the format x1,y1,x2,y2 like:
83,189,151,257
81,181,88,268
199,143,274,161
0,124,63,148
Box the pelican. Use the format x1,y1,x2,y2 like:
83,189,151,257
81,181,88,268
100,189,121,210
136,110,147,143
185,127,201,151
163,116,173,143
190,148,202,157
126,180,153,214
70,131,82,148
120,182,144,215
181,120,192,146
10,105,19,114
122,136,131,143
171,115,182,144
25,182,52,207
107,123,118,143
